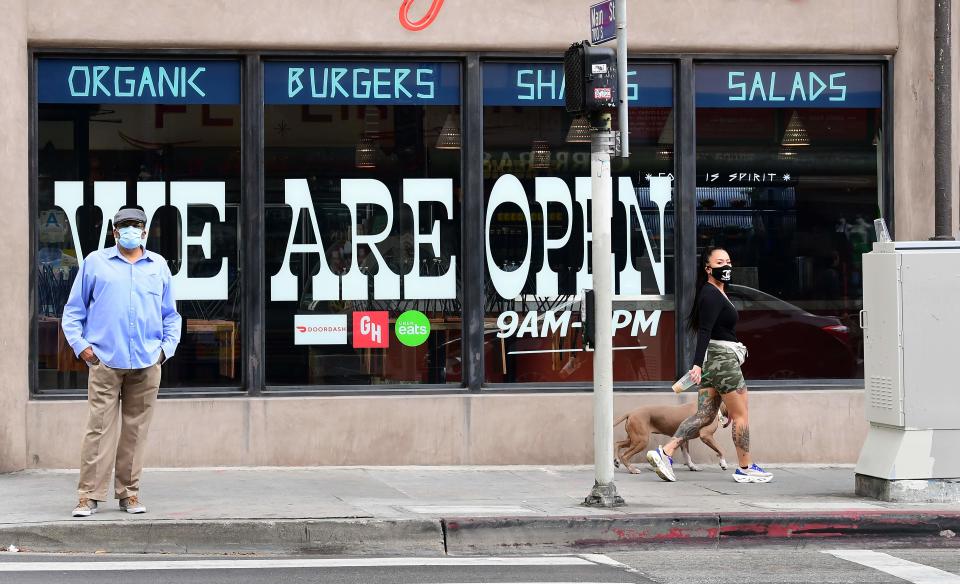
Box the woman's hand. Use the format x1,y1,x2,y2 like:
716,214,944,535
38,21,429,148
689,365,702,385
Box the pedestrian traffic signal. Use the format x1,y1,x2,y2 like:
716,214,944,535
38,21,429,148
564,41,618,116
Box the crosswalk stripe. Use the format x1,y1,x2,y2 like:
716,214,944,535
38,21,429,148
825,550,960,583
0,556,599,572
580,553,640,574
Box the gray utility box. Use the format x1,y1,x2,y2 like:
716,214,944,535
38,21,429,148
856,240,960,480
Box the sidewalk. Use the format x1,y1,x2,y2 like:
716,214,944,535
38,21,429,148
0,465,957,555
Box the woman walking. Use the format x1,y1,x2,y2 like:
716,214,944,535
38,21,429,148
646,247,772,484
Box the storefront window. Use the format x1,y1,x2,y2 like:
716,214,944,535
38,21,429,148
482,62,675,384
32,56,885,396
263,61,462,386
695,63,883,380
36,58,243,393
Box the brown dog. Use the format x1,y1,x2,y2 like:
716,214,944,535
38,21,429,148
613,402,729,474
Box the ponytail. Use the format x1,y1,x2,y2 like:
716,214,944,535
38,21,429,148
687,246,726,332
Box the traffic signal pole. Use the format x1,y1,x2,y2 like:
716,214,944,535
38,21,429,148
567,2,627,507
583,0,628,508
616,0,629,158
583,111,624,507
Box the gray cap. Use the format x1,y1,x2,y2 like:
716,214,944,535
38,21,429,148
113,208,147,225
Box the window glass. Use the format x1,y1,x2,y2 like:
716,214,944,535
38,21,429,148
263,62,462,386
482,62,675,384
695,64,883,380
36,58,243,393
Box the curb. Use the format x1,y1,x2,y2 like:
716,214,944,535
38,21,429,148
1,511,958,555
443,511,960,554
0,519,445,555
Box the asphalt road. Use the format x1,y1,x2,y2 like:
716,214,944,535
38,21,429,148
0,547,958,583
0,554,639,584
611,547,960,583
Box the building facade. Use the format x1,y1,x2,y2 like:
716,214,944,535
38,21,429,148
0,0,957,470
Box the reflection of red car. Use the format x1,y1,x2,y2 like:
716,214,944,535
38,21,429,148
482,308,676,383
478,285,858,383
726,285,857,379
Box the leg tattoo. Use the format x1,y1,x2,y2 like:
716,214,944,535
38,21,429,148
732,420,750,453
674,391,721,443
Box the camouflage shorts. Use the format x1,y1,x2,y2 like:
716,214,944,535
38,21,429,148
700,345,746,394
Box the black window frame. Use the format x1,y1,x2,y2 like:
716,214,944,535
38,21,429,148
28,49,892,399
30,48,251,399
477,55,680,391
258,53,469,394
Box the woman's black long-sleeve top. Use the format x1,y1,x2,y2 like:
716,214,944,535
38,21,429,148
693,283,739,368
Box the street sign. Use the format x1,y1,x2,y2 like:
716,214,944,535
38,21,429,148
590,0,616,44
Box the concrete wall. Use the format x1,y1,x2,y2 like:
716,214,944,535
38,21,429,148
25,390,868,468
0,0,945,470
0,0,29,473
893,0,960,241
27,0,898,53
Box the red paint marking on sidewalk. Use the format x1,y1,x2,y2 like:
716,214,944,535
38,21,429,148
444,511,960,550
721,522,852,538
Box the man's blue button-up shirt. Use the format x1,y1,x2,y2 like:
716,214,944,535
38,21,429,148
62,246,182,370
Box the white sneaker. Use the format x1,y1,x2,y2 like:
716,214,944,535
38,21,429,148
646,446,677,482
72,498,98,517
119,496,147,514
733,463,773,483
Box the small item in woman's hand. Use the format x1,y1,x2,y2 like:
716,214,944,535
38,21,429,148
690,366,702,385
672,371,696,393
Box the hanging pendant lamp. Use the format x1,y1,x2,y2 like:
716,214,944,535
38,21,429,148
565,117,592,143
531,140,552,169
656,110,675,161
355,135,377,169
781,110,810,147
436,113,461,149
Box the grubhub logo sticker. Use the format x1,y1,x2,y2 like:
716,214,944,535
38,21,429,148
395,310,430,347
294,315,348,345
353,311,389,349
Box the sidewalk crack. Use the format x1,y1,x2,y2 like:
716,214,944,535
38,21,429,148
699,485,734,496
439,518,449,555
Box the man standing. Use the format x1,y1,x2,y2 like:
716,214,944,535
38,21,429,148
62,207,181,517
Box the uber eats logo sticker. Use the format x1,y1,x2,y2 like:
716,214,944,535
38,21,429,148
395,310,430,347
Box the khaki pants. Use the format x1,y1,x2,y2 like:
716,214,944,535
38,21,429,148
77,359,161,501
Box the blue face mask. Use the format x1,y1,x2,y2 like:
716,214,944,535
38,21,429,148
117,226,143,250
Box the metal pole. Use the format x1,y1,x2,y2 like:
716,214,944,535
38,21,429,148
934,0,954,240
584,112,624,508
615,0,629,158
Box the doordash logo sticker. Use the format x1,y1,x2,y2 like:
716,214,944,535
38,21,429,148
353,311,389,348
294,315,348,345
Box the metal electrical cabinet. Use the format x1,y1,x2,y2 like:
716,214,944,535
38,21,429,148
856,241,960,481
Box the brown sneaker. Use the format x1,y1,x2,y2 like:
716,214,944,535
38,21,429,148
119,496,146,514
72,498,98,517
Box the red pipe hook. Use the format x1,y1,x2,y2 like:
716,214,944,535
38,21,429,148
399,0,445,32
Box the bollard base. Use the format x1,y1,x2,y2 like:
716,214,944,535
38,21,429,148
856,474,960,503
583,481,626,508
